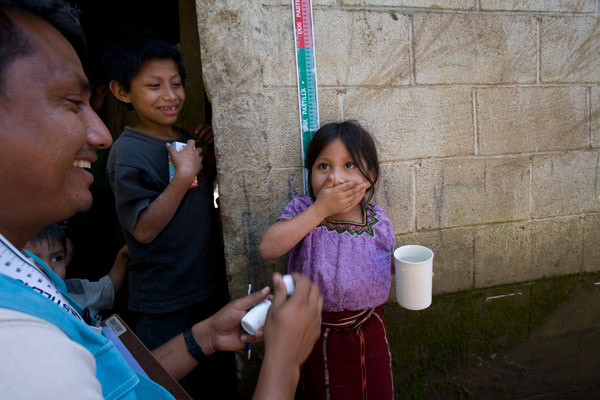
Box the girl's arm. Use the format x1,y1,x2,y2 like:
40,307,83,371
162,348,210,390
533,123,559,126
259,176,368,259
258,204,326,259
132,141,202,243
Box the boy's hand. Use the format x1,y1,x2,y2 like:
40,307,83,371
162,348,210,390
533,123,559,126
314,175,368,218
193,124,214,147
193,124,217,179
166,139,203,185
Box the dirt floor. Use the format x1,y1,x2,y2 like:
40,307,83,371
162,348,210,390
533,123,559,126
423,284,600,399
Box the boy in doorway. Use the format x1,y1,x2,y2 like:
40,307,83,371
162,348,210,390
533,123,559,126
103,27,235,399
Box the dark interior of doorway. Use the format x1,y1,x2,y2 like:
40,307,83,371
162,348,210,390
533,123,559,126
66,1,211,322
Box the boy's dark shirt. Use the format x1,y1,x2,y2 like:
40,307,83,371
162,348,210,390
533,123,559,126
107,127,220,313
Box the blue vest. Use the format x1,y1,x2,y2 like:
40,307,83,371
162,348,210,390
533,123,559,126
0,258,174,400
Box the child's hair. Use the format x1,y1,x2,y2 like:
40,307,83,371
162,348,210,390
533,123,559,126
101,25,187,92
28,223,67,254
306,120,380,204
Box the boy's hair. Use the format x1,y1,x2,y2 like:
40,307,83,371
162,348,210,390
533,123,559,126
29,223,67,254
306,120,380,204
0,0,85,96
101,25,186,92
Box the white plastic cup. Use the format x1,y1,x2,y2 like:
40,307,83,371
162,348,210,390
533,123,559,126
394,245,434,310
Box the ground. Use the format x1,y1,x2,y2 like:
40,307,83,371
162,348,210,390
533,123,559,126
386,272,600,400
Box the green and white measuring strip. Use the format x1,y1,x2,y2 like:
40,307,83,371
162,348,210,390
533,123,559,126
292,0,319,194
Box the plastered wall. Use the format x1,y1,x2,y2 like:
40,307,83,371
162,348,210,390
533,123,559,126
196,1,600,299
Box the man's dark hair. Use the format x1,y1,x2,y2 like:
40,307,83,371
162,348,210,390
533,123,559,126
0,0,85,95
102,25,187,92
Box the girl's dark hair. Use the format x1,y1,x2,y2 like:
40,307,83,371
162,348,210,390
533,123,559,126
101,25,186,92
306,120,380,204
29,223,67,254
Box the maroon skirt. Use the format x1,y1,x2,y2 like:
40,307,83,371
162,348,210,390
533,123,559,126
300,306,394,400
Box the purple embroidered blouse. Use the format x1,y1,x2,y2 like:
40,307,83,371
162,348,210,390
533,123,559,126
280,196,395,312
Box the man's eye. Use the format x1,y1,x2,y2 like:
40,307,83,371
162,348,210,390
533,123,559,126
66,99,84,112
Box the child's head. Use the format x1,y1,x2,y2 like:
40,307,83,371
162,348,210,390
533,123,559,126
23,223,67,279
103,26,186,93
103,27,187,131
306,120,380,204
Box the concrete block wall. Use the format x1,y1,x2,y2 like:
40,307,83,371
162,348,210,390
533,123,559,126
196,0,600,298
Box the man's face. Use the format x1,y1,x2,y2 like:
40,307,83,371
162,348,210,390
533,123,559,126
0,11,112,245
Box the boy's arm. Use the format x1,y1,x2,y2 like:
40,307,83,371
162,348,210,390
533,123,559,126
107,245,128,293
132,141,202,243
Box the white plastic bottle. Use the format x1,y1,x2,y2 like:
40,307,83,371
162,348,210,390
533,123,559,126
241,274,295,335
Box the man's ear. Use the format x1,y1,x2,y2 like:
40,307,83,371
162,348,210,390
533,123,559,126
108,80,131,104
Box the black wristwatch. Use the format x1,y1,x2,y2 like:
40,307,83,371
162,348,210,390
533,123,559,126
183,327,208,363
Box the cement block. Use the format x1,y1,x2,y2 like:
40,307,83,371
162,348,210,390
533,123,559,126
197,2,265,96
269,168,305,219
262,7,296,87
373,162,414,234
264,89,302,169
480,0,596,12
477,87,588,155
582,214,600,272
395,228,474,294
474,223,534,287
593,87,600,148
530,217,582,277
343,87,474,161
416,158,530,229
531,152,600,218
264,88,339,169
262,8,411,87
413,14,537,84
313,10,411,86
541,17,600,83
263,0,336,4
339,0,473,8
263,8,412,85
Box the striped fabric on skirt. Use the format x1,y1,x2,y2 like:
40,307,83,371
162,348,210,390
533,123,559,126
300,306,394,400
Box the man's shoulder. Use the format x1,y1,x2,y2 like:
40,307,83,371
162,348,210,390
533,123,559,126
0,309,103,399
0,307,65,336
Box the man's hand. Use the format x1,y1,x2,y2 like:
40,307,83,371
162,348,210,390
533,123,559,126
253,273,323,399
263,273,323,366
200,286,271,355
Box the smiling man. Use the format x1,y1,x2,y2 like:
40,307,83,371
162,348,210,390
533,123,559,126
0,1,322,399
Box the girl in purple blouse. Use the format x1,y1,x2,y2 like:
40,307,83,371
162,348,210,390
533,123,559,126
259,121,395,400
